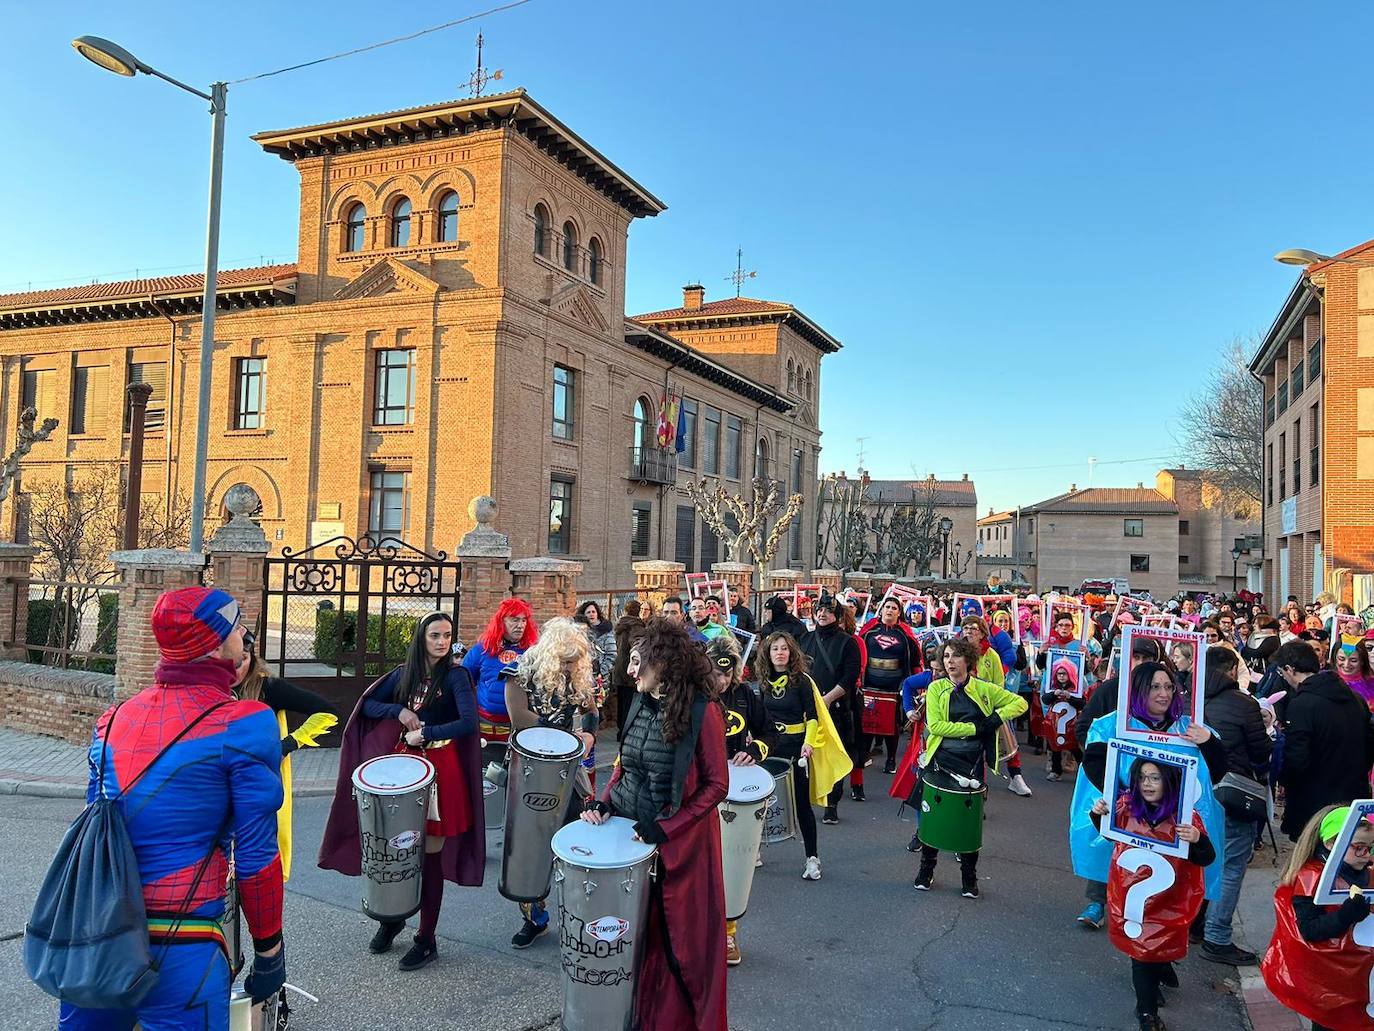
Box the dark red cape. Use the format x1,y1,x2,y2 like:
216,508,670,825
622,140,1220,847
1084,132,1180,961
317,670,486,887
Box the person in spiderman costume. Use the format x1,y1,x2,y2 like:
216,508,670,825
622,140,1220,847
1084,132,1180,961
60,586,285,1031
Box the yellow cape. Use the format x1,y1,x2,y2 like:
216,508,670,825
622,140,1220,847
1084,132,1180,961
276,710,294,881
803,682,854,806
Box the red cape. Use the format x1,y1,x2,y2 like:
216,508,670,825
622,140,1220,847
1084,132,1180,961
317,670,486,887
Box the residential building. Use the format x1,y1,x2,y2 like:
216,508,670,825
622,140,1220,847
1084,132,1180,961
0,90,836,591
1250,241,1374,605
815,474,978,575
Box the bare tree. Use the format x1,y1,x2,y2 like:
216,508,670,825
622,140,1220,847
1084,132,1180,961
1175,336,1263,507
815,472,874,572
137,490,193,551
881,480,944,576
0,407,59,504
686,475,804,584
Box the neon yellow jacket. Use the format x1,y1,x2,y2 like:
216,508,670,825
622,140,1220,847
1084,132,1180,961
919,675,1026,769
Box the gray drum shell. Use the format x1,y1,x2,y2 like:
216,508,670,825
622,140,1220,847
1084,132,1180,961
353,778,431,922
553,851,656,1031
499,735,582,902
761,758,797,844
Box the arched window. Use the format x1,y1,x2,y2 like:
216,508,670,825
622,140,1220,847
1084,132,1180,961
389,198,412,248
533,204,549,255
344,202,366,252
588,237,604,285
562,221,578,271
755,436,770,479
632,396,652,451
805,369,813,400
436,191,459,243
787,360,795,393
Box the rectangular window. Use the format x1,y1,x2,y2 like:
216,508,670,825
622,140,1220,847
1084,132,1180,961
1179,555,1190,566
699,514,718,567
1123,518,1143,538
724,416,742,479
1310,403,1319,487
1265,394,1275,428
69,361,109,435
1130,554,1150,573
1291,359,1304,399
679,400,698,469
1279,432,1286,500
791,447,804,491
1309,340,1322,381
373,349,416,426
552,365,575,440
702,406,721,475
368,469,410,544
1178,520,1190,536
1267,443,1274,505
631,502,652,558
789,447,804,562
1027,519,1034,533
124,360,167,432
549,477,573,554
234,357,265,430
1277,380,1288,415
1292,418,1301,495
674,504,695,568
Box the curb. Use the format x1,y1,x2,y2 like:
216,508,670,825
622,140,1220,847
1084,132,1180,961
1238,966,1303,1031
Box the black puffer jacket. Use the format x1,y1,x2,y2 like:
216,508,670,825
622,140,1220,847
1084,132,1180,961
1280,670,1374,839
610,614,645,692
1202,672,1271,780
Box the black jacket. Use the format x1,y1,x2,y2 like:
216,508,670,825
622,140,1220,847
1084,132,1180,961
610,615,645,691
1240,633,1280,675
1202,673,1272,781
730,603,757,634
1279,670,1374,839
761,611,809,642
800,623,862,699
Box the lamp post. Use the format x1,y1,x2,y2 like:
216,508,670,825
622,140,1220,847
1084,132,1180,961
1231,546,1243,593
938,516,954,580
72,36,226,554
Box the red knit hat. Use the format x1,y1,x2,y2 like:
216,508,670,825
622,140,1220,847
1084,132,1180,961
151,586,241,661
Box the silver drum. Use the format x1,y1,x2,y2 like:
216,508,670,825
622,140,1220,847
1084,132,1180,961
229,989,279,1031
761,757,797,844
720,764,775,919
351,753,435,922
551,817,657,1031
500,726,583,902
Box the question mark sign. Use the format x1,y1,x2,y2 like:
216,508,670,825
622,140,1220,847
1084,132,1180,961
1117,847,1175,939
1051,702,1074,747
1352,909,1374,1016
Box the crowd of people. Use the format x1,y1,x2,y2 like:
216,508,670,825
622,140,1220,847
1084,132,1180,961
26,577,1374,1031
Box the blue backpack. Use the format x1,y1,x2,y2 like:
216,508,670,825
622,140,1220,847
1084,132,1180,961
25,701,229,1009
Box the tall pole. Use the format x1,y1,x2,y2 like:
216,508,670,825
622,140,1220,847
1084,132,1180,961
188,81,227,554
123,382,154,550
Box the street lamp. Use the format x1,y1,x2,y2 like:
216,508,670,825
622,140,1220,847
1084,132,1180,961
1230,545,1243,592
938,516,954,579
1274,247,1374,268
72,35,227,554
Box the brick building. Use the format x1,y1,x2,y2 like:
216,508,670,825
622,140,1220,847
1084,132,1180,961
1250,241,1374,605
0,90,838,591
976,471,1259,597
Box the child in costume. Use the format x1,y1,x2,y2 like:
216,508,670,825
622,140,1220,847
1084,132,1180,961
1261,804,1374,1031
1043,656,1087,781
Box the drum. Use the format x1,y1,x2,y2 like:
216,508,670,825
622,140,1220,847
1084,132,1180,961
351,753,435,922
551,817,657,1031
229,989,279,1031
719,764,775,919
917,779,985,854
861,689,899,737
500,726,584,902
760,757,797,845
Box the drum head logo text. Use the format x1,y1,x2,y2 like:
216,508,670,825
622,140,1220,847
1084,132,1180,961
585,916,629,943
523,791,560,812
388,830,420,851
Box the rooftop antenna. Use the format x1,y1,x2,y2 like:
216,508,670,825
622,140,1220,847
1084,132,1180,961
856,436,869,473
725,248,757,298
465,31,504,97
1087,456,1098,486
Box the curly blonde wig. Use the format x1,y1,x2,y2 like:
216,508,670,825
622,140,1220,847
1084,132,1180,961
515,616,597,713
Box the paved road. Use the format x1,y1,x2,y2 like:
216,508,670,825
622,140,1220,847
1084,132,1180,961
0,760,1250,1030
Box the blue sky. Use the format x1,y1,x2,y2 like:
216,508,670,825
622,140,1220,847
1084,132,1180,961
3,1,1369,513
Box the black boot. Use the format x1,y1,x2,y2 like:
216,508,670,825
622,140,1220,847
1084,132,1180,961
369,920,406,954
914,856,936,891
851,784,866,802
960,853,979,899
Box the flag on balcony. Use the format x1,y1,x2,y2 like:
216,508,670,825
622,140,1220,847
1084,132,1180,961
656,391,678,448
674,392,687,454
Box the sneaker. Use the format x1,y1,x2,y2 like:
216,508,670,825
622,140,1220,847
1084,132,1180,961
725,933,741,966
802,856,822,881
1045,772,1062,782
906,833,921,853
1008,774,1033,797
960,878,980,900
398,939,437,971
1200,941,1257,966
755,854,764,868
511,918,548,950
883,758,897,775
369,920,406,954
913,862,935,891
1136,1014,1167,1031
851,785,866,802
1077,902,1105,929
822,806,839,825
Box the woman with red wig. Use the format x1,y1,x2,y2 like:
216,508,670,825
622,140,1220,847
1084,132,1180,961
461,598,537,759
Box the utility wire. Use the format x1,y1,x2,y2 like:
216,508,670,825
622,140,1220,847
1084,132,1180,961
914,455,1178,477
231,0,535,84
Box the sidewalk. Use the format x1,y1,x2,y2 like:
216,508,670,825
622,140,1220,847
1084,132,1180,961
1232,831,1303,1031
0,725,624,799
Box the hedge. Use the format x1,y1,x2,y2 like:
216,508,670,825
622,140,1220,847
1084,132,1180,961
89,594,119,673
314,607,418,674
26,598,78,664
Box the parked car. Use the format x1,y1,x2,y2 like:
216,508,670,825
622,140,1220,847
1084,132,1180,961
1077,577,1131,596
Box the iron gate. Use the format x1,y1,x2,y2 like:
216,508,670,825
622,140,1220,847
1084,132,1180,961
259,535,462,714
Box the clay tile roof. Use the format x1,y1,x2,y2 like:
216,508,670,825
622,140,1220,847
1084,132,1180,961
1024,486,1178,515
0,263,298,312
977,509,1015,524
865,478,977,507
632,296,793,321
631,293,842,354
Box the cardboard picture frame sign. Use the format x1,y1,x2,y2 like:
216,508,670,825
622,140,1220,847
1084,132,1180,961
1112,595,1157,627
1046,598,1092,644
730,625,759,672
835,589,873,625
948,593,1005,628
1101,739,1199,859
1312,799,1374,905
1043,648,1088,699
685,572,710,598
876,583,929,628
1142,612,1180,630
1105,645,1122,682
1335,613,1364,641
792,583,824,617
1114,625,1207,745
1014,597,1045,646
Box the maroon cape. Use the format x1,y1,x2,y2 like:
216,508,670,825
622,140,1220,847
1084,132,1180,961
608,698,729,1031
317,669,486,887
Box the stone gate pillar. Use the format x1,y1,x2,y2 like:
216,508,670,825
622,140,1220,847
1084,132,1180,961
455,496,512,648
633,560,685,615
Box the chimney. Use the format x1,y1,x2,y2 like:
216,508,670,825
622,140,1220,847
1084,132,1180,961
1137,481,1144,488
683,283,705,310
1070,483,1077,492
962,472,969,481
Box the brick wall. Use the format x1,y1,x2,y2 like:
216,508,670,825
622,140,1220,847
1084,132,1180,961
0,661,114,744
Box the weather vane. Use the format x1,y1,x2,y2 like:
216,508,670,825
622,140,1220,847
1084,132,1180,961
465,31,504,97
724,248,757,298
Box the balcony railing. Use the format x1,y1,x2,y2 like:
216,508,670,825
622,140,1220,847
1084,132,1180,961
628,446,678,485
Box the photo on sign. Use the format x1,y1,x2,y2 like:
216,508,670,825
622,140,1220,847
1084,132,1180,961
1101,739,1198,860
1311,798,1374,906
980,596,1017,639
1044,648,1088,700
1047,599,1091,643
876,583,929,629
1014,597,1045,645
949,593,1007,628
839,589,872,625
1114,625,1207,745
1335,613,1363,641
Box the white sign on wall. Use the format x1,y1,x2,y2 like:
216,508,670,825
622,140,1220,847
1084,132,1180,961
1280,497,1297,535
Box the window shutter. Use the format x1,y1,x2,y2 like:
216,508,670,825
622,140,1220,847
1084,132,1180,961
699,515,718,569
675,505,695,569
